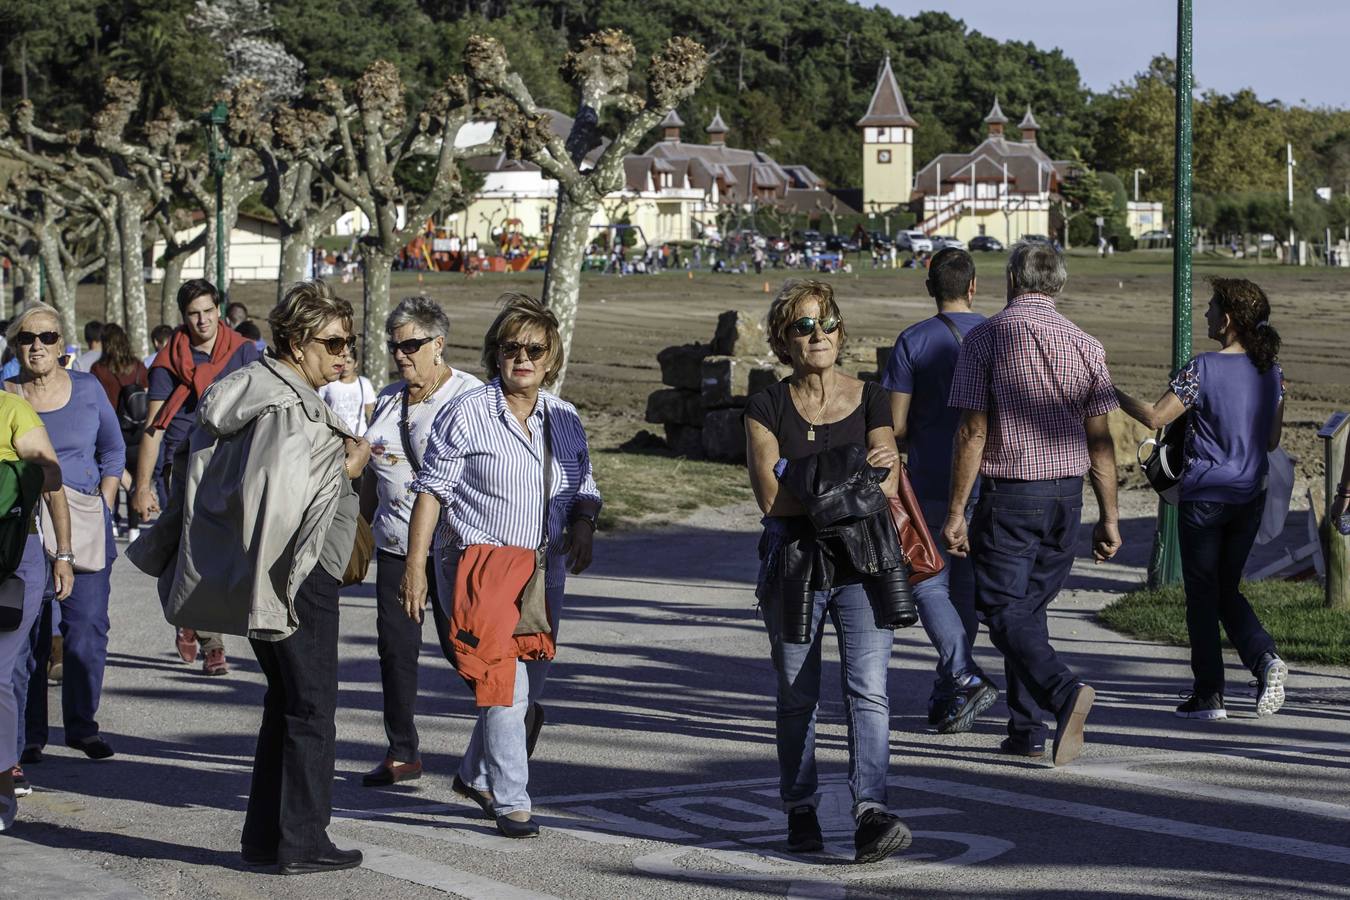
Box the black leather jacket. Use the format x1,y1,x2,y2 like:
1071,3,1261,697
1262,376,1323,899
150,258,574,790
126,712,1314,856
763,444,905,590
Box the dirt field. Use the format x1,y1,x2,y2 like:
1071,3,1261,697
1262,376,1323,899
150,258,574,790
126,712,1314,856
69,248,1349,486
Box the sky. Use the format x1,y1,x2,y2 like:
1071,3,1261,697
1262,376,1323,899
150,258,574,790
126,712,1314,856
875,1,1349,109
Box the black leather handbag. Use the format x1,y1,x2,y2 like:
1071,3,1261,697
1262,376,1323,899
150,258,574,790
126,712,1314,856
1138,413,1188,505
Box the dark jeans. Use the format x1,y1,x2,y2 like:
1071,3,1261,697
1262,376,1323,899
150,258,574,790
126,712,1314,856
970,477,1082,746
1178,493,1276,696
241,566,341,862
374,549,454,762
23,522,114,749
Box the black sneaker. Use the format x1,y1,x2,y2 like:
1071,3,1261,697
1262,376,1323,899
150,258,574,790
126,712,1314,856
1254,653,1288,717
853,810,912,864
786,804,823,853
1175,691,1227,720
937,677,999,734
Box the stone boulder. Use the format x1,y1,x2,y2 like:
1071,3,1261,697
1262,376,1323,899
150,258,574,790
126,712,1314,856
657,343,709,390
1108,408,1153,473
701,356,785,409
702,408,747,462
663,423,704,459
710,310,770,358
645,388,703,426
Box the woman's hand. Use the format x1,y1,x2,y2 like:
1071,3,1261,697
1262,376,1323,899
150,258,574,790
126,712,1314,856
866,446,899,470
344,436,372,478
399,562,427,622
53,559,75,601
566,520,595,574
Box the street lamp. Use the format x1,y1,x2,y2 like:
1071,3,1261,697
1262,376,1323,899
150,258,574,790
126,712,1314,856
203,100,230,301
1133,168,1147,203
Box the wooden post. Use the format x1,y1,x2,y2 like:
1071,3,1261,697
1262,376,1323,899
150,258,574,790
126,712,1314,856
1320,411,1350,610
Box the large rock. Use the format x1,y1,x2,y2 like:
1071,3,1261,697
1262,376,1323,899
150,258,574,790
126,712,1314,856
702,408,747,462
663,423,704,458
701,355,783,409
657,343,710,390
1108,407,1153,472
645,388,703,426
710,309,770,357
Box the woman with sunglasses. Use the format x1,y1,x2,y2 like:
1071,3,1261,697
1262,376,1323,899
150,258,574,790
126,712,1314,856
135,280,370,874
399,293,601,839
4,304,125,770
744,279,912,864
357,296,480,788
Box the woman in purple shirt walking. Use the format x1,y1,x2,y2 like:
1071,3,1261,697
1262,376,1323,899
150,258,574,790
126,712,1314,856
1116,277,1287,721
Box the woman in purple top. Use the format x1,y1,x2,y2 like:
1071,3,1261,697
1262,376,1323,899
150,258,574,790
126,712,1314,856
1116,278,1287,722
4,303,125,766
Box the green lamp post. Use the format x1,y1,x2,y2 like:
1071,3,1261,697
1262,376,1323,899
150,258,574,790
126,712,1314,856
1147,0,1194,589
204,100,230,302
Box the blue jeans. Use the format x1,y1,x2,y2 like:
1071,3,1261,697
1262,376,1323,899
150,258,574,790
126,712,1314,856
912,497,981,701
760,580,893,819
970,477,1082,746
435,544,566,816
3,537,47,770
1179,493,1276,696
17,514,114,751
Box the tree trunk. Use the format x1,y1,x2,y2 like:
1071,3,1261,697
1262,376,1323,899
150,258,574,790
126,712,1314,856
16,257,39,307
103,220,124,327
540,196,597,392
359,248,394,387
0,260,10,317
278,229,311,300
117,192,150,357
37,231,77,340
161,252,188,326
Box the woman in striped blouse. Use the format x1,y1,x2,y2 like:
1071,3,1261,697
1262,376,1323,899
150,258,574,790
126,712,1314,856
400,294,601,839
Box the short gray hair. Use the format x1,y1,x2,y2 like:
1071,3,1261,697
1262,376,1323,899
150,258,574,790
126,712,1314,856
5,302,63,347
1007,240,1067,297
386,296,450,340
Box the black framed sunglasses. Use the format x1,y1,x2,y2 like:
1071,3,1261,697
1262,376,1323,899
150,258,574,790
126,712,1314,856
16,331,61,347
498,340,549,361
387,335,437,356
788,316,841,337
308,335,357,356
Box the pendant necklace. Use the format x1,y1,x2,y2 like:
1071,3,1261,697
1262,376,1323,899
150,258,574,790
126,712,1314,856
802,379,830,442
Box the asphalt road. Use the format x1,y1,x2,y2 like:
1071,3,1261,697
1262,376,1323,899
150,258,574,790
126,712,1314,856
3,495,1348,900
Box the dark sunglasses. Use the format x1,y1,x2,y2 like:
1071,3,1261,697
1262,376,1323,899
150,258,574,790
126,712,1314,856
16,331,61,347
308,335,357,356
387,335,437,356
789,316,841,337
498,340,549,361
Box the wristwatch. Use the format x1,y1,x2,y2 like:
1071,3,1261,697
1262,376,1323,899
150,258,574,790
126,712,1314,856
55,551,76,564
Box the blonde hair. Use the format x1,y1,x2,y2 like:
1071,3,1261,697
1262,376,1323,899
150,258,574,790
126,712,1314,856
5,302,63,347
766,279,847,365
268,280,353,360
480,293,564,386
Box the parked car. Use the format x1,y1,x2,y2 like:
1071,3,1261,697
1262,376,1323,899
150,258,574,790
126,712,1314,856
969,235,1004,252
826,234,860,253
895,230,933,253
931,235,966,251
867,230,894,251
1020,233,1051,244
793,229,826,253
1139,229,1171,247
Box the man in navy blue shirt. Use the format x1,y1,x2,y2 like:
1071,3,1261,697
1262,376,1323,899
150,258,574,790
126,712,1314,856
132,279,262,676
880,248,997,734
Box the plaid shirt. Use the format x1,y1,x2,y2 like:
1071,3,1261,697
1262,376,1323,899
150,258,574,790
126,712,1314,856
948,293,1117,480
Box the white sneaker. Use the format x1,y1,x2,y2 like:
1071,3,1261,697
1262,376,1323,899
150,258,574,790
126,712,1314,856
1255,654,1288,717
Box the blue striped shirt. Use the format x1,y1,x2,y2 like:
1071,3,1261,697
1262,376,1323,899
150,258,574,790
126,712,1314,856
411,379,602,566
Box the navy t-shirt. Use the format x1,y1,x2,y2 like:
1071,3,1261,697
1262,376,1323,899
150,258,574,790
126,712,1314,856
880,311,986,502
148,339,262,453
1169,351,1284,504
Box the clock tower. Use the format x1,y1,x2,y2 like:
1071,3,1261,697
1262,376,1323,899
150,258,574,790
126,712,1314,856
857,55,917,213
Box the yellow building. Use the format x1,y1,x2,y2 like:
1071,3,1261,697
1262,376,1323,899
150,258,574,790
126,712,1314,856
857,55,917,215
910,100,1076,245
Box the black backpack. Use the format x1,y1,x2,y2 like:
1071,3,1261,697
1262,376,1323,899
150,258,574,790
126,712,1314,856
117,382,150,434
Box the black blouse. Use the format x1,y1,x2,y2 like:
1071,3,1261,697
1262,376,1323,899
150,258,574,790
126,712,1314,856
745,380,892,460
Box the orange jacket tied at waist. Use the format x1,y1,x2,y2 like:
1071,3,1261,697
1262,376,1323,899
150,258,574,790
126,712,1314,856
450,544,555,707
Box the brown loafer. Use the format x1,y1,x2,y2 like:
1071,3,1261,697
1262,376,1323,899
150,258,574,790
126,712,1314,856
361,758,423,787
452,774,495,818
1052,683,1096,767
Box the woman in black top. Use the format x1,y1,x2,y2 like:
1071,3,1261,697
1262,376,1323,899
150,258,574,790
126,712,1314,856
744,279,911,864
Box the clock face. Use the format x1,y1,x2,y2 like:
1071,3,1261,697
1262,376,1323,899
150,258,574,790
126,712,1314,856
877,149,892,164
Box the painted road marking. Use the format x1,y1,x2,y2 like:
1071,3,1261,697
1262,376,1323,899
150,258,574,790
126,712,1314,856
343,839,561,900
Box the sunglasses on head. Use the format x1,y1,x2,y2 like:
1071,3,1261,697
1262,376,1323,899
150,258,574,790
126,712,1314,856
387,335,437,356
16,331,61,347
308,335,357,356
498,340,549,361
789,316,841,337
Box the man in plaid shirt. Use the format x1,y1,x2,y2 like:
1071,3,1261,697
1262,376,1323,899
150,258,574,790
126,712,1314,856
944,240,1122,767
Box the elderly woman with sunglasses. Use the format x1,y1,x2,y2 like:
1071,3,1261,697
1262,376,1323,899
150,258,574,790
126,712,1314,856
399,293,601,839
131,280,370,874
356,297,480,788
4,304,125,770
743,279,913,864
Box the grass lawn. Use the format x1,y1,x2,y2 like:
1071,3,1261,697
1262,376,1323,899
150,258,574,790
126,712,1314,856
589,449,753,530
1099,581,1350,666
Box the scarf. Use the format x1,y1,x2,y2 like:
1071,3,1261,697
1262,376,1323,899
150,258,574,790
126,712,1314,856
149,323,247,433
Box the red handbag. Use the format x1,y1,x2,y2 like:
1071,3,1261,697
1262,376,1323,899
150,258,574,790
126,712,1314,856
887,464,945,584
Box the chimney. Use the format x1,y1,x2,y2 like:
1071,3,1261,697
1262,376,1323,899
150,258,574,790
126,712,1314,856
660,109,684,142
984,96,1008,138
1019,106,1040,145
706,108,728,147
